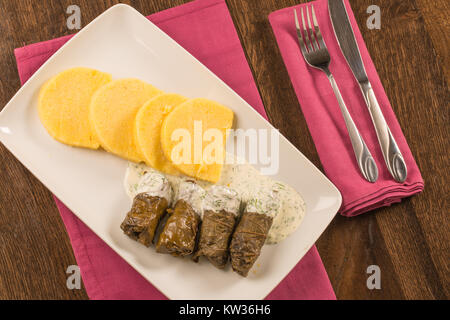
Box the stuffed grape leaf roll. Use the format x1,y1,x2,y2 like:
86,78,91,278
120,170,173,247
193,186,241,269
156,181,204,257
230,192,279,277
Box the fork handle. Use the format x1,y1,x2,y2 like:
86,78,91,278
326,71,378,183
360,82,407,183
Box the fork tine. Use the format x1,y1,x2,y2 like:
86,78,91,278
311,4,326,49
293,9,308,55
294,8,300,30
300,7,313,52
306,6,318,51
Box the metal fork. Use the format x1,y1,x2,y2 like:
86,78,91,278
294,5,378,183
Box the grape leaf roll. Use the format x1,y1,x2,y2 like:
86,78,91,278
156,181,204,257
229,211,273,277
230,192,279,277
156,199,200,256
193,186,241,269
120,193,169,246
120,170,173,246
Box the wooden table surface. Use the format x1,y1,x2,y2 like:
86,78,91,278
0,0,448,300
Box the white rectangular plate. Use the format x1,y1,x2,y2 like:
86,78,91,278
0,4,341,299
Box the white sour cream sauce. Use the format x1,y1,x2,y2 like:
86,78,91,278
203,185,241,216
135,171,173,204
124,155,306,244
176,180,206,217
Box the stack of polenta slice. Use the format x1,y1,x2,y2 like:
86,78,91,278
38,67,234,183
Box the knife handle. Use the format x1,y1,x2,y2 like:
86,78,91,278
360,82,407,183
326,72,378,183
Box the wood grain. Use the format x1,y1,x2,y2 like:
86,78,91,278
0,0,448,300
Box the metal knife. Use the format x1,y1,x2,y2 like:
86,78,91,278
328,0,407,183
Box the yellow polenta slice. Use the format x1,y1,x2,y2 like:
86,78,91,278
38,67,112,149
161,98,234,183
90,79,162,162
135,93,187,175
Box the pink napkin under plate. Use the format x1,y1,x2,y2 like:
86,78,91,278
269,0,424,217
14,0,335,300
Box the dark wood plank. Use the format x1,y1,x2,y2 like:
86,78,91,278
415,0,450,82
350,0,449,299
0,0,447,300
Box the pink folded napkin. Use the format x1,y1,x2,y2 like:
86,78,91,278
14,0,335,300
269,0,424,217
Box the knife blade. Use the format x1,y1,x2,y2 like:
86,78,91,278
328,0,407,183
